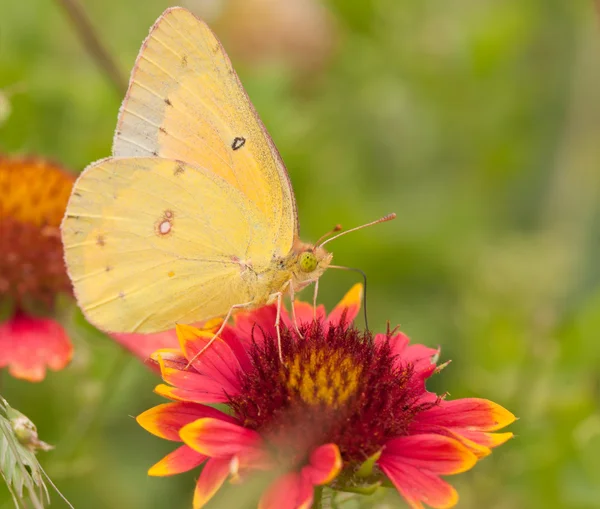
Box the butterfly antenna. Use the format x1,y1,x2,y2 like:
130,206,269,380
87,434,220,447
318,213,396,248
314,224,343,247
329,265,369,332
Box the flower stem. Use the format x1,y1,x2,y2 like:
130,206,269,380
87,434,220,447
54,0,127,95
312,486,323,509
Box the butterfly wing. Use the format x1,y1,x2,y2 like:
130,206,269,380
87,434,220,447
113,7,298,256
62,157,276,333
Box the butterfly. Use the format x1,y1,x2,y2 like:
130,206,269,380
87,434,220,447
61,7,394,355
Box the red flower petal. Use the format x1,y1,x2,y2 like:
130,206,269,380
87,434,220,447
379,460,459,509
301,443,342,486
0,314,73,382
154,350,230,403
412,399,516,456
176,324,242,395
180,417,262,459
417,398,516,432
232,305,278,347
148,444,206,476
193,457,231,509
112,329,179,362
281,300,326,330
259,472,313,509
325,283,362,326
136,402,236,441
381,434,477,475
378,435,477,509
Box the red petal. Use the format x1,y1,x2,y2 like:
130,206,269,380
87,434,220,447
413,399,516,456
281,301,326,330
259,472,313,509
378,435,477,509
155,383,229,405
415,398,516,432
381,434,477,476
326,284,362,326
0,314,73,382
180,417,262,459
148,444,206,476
112,328,179,363
233,305,278,347
193,457,231,509
379,459,459,509
154,350,230,403
136,402,236,441
176,324,242,395
301,443,342,486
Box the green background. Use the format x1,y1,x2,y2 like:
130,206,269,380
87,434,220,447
1,0,600,507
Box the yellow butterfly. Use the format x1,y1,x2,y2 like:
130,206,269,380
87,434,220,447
61,7,394,353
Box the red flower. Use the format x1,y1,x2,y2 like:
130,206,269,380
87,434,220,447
137,285,515,508
0,156,74,381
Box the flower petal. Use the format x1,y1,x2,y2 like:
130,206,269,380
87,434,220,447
232,305,278,347
154,349,231,403
259,472,313,509
325,283,362,326
148,444,207,476
378,435,477,509
301,443,342,486
112,328,179,362
0,314,73,382
180,417,262,459
413,399,516,456
379,460,459,509
137,402,236,441
418,398,517,432
176,324,242,395
281,301,326,330
380,434,477,476
193,457,231,509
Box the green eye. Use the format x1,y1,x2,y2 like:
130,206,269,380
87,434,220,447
299,252,318,273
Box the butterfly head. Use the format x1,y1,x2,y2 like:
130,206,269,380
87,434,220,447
289,241,333,289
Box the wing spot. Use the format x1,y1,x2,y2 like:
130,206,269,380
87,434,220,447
232,137,246,150
106,266,112,272
73,192,81,197
96,235,105,247
118,291,125,299
152,150,159,156
159,127,167,134
181,55,188,67
168,271,175,278
165,98,172,106
156,210,174,236
174,163,185,176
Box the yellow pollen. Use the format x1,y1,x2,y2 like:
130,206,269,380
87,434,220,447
286,350,362,408
0,157,74,227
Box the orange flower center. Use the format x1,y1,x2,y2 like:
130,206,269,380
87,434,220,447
0,157,74,311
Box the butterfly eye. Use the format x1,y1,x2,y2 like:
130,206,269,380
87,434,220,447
299,252,318,273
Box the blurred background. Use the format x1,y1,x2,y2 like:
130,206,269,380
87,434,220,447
1,0,600,507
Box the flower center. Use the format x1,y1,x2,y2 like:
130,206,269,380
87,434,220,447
228,321,435,468
0,157,74,311
286,348,362,408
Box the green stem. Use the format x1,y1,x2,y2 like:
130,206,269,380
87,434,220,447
312,486,323,509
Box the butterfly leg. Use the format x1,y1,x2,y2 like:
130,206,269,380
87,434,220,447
312,278,319,321
288,283,304,340
185,300,254,369
273,291,285,363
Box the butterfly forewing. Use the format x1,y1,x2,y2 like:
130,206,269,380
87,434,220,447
113,7,297,256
